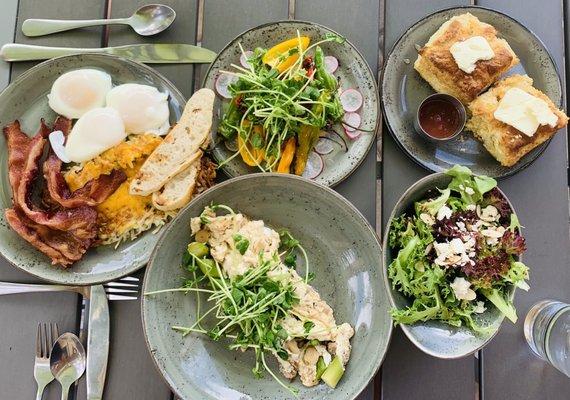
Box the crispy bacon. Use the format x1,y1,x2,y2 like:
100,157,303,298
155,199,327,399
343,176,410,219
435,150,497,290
10,122,97,237
3,118,102,266
4,208,90,266
43,154,126,208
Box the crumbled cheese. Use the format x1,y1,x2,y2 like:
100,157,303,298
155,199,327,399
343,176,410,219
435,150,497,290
466,204,476,211
473,301,487,314
449,36,495,73
450,277,477,301
481,225,506,245
493,87,558,137
465,187,475,195
436,205,453,221
434,236,475,267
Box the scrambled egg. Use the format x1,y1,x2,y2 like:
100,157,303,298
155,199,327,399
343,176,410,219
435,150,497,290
190,208,355,387
64,134,172,245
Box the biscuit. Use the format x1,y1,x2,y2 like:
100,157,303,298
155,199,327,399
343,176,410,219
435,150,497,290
414,13,519,104
465,74,568,166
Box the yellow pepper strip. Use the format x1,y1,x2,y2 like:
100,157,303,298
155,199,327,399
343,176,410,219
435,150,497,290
262,36,310,73
238,125,265,167
277,138,296,173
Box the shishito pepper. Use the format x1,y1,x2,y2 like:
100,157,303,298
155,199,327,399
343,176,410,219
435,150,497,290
262,36,310,73
238,124,265,167
294,91,330,175
277,137,296,173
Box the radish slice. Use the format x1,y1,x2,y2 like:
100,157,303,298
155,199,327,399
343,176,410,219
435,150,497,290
302,152,323,179
49,130,70,163
314,138,334,155
340,88,363,112
215,73,237,99
344,127,361,140
324,56,338,74
240,50,254,69
342,112,361,132
225,138,238,152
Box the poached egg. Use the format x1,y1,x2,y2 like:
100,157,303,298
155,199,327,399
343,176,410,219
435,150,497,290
106,84,170,135
48,69,112,119
65,107,126,163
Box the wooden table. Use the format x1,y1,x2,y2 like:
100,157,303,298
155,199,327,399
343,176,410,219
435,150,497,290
0,1,568,399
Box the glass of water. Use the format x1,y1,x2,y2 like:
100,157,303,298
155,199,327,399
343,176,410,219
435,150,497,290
524,300,570,377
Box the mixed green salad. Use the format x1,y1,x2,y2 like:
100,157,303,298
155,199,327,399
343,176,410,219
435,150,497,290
387,166,529,334
214,32,365,179
146,205,354,396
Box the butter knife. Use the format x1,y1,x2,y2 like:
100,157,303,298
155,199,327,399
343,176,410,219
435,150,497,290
86,285,110,400
0,43,216,63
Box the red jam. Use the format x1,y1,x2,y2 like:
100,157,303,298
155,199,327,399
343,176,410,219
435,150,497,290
418,99,461,139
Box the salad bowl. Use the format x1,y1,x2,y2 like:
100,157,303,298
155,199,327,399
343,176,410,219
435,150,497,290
142,173,392,400
382,171,522,359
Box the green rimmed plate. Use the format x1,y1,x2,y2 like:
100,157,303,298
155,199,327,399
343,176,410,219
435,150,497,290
0,53,186,285
203,20,380,187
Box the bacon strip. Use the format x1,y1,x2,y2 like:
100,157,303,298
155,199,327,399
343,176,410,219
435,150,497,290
43,154,127,208
11,124,97,238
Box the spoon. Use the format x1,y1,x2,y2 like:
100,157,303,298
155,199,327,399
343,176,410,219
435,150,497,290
50,333,86,400
22,4,176,37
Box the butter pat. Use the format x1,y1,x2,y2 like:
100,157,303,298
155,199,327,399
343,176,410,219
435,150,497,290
493,87,558,137
450,36,495,73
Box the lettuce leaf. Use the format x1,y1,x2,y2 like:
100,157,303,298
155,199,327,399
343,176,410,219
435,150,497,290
446,165,497,205
416,188,450,216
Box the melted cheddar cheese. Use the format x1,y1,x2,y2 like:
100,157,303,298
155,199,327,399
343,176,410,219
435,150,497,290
64,134,169,244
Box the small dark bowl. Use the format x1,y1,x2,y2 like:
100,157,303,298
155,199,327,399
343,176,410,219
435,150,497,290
414,93,466,142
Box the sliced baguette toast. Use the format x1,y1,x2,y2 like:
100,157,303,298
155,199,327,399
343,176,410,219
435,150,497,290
152,155,201,211
129,88,215,196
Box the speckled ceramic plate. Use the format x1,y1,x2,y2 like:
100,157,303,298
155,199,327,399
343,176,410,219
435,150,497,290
142,174,392,400
0,53,186,285
203,21,379,187
381,6,562,179
383,173,521,358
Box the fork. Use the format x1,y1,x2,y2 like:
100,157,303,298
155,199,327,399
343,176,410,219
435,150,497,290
0,276,140,300
34,323,59,400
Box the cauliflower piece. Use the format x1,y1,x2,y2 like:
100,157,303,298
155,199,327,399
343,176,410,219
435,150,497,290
327,323,354,366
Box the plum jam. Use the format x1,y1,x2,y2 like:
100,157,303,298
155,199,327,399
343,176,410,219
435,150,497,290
418,98,462,139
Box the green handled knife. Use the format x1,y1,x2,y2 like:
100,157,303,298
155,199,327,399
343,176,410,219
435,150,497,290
0,43,216,63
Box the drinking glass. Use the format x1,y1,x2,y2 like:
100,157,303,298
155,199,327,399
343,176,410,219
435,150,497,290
524,300,570,377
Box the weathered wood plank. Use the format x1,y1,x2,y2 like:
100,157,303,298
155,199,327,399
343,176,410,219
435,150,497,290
106,0,197,97
476,1,570,399
0,1,103,400
380,1,476,399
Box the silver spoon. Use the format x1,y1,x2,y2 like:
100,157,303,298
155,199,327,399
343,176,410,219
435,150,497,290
50,333,86,400
22,4,176,37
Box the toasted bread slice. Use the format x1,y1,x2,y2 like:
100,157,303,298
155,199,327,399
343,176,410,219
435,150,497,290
129,88,215,196
152,155,201,211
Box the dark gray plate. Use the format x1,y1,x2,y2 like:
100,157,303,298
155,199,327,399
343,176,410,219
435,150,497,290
203,21,380,187
142,174,392,400
381,6,562,179
0,54,186,285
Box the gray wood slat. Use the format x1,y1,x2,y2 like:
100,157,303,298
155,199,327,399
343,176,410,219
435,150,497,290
88,2,199,399
295,2,380,398
380,1,476,399
475,2,570,400
106,0,197,97
296,0,380,226
0,1,104,400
